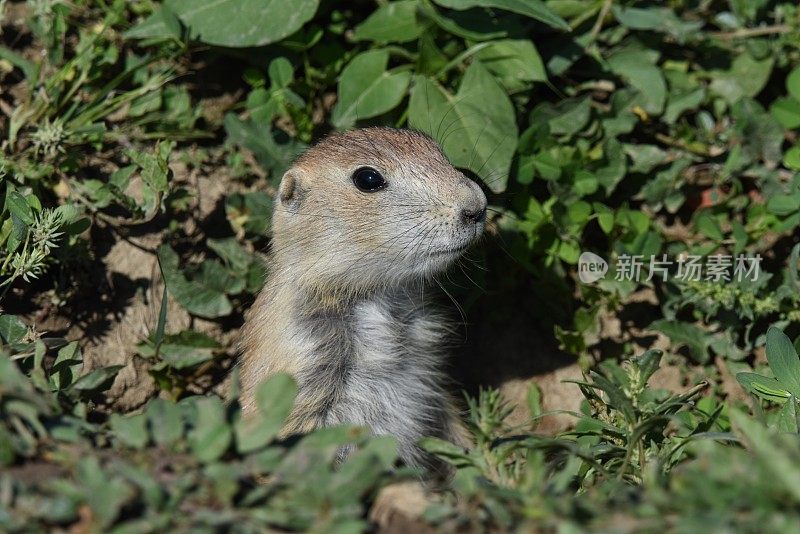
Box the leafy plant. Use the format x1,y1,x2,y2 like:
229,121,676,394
737,326,800,432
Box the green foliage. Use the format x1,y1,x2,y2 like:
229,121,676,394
0,339,398,531
3,0,800,530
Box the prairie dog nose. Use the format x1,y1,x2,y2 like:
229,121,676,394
461,205,487,223
457,178,487,224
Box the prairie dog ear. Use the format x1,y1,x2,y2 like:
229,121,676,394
278,169,306,212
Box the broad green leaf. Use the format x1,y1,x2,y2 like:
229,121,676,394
736,372,791,403
50,342,83,391
531,96,591,137
593,203,614,234
127,143,171,195
767,194,800,216
421,3,509,41
224,114,305,178
408,61,518,192
158,244,233,318
695,212,724,241
225,191,273,236
777,397,799,433
664,87,705,124
766,326,800,398
783,146,800,170
612,6,702,43
731,98,784,166
268,57,294,88
146,398,184,446
69,365,123,392
573,170,598,196
331,50,412,128
110,413,149,449
189,396,232,462
0,314,27,344
77,457,135,529
5,188,34,225
353,1,423,43
139,330,220,369
532,152,561,180
595,139,627,194
208,237,257,275
635,349,663,387
625,144,667,173
475,39,546,92
730,409,800,502
709,53,773,105
235,373,298,453
165,0,320,47
770,97,800,129
432,0,568,30
787,66,800,102
607,47,666,115
123,4,182,41
650,319,710,363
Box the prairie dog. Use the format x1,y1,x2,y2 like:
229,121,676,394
239,128,487,469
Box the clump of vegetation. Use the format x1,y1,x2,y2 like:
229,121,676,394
1,0,800,530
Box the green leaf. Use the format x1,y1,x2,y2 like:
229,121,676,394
77,457,135,528
331,50,412,128
408,61,518,192
0,45,39,82
787,66,800,102
189,396,232,462
635,349,663,387
766,326,800,399
593,203,614,234
225,191,273,236
0,315,27,344
607,47,666,115
612,6,702,43
767,194,800,216
268,57,294,88
208,237,257,275
5,188,34,225
650,319,711,363
736,372,790,403
475,39,546,92
124,4,182,41
110,413,149,449
50,342,83,391
353,1,423,43
164,0,320,47
695,212,724,241
69,365,123,392
235,373,298,453
432,0,568,30
665,87,705,124
224,114,305,178
146,398,184,446
709,53,773,105
783,146,800,170
730,409,800,502
532,152,561,180
158,244,233,318
139,330,220,369
420,436,470,461
127,143,171,195
770,97,800,129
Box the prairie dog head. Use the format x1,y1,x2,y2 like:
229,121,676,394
271,128,487,294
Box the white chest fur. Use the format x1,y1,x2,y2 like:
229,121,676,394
296,293,452,465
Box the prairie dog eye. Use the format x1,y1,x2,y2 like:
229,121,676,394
352,167,386,192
